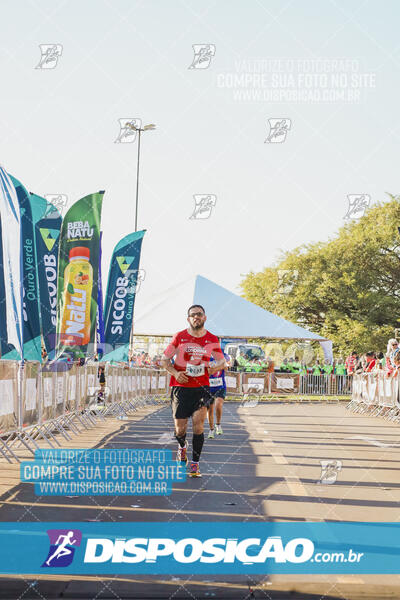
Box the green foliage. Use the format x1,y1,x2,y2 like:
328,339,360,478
240,196,400,355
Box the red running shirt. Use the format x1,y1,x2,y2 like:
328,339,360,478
345,355,357,374
164,329,224,388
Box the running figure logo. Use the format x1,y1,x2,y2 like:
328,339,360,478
318,460,342,484
42,529,82,567
125,267,146,294
44,194,68,217
189,195,217,220
188,44,216,69
241,393,260,408
115,118,141,143
344,194,370,220
265,119,291,143
35,44,63,69
277,269,298,294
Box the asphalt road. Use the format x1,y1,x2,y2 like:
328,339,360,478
1,399,400,599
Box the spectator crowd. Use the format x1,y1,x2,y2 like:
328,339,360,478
41,339,400,379
344,339,400,377
231,354,351,377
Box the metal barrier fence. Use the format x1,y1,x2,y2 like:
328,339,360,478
299,374,352,396
0,364,352,464
0,361,169,464
227,372,352,396
347,372,400,420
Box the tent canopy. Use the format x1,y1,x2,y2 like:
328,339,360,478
133,275,327,341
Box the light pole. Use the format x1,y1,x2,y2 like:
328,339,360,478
125,122,156,232
124,122,155,361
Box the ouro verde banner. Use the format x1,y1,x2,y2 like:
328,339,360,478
2,176,42,362
103,230,145,358
56,192,104,358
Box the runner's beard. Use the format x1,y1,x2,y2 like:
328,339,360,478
192,321,204,330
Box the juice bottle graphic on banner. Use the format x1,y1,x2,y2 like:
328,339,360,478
60,246,93,346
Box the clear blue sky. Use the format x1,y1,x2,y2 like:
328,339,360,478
0,0,398,322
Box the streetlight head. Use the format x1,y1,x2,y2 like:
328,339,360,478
125,122,139,131
143,124,156,131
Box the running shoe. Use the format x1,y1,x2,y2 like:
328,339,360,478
208,429,215,439
216,424,223,435
189,462,202,477
176,441,188,464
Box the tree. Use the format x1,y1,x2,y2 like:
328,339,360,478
240,196,400,356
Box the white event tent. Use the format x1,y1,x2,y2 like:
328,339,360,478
133,275,328,343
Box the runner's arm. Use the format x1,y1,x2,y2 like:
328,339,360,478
161,338,189,383
160,354,179,378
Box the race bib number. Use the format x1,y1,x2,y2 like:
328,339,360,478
210,377,223,387
185,364,205,377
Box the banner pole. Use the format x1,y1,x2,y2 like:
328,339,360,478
17,359,24,430
129,322,134,364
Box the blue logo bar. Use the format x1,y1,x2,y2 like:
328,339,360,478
0,522,399,574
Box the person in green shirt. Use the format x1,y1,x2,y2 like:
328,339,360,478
299,363,307,376
335,359,346,376
335,358,347,394
321,360,333,393
312,360,322,376
290,357,302,374
244,358,255,372
322,361,333,375
236,354,248,372
251,359,263,373
238,353,256,372
280,358,289,372
243,358,253,372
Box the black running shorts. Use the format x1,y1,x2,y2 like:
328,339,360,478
170,386,212,419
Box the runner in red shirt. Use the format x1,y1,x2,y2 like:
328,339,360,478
161,304,225,477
